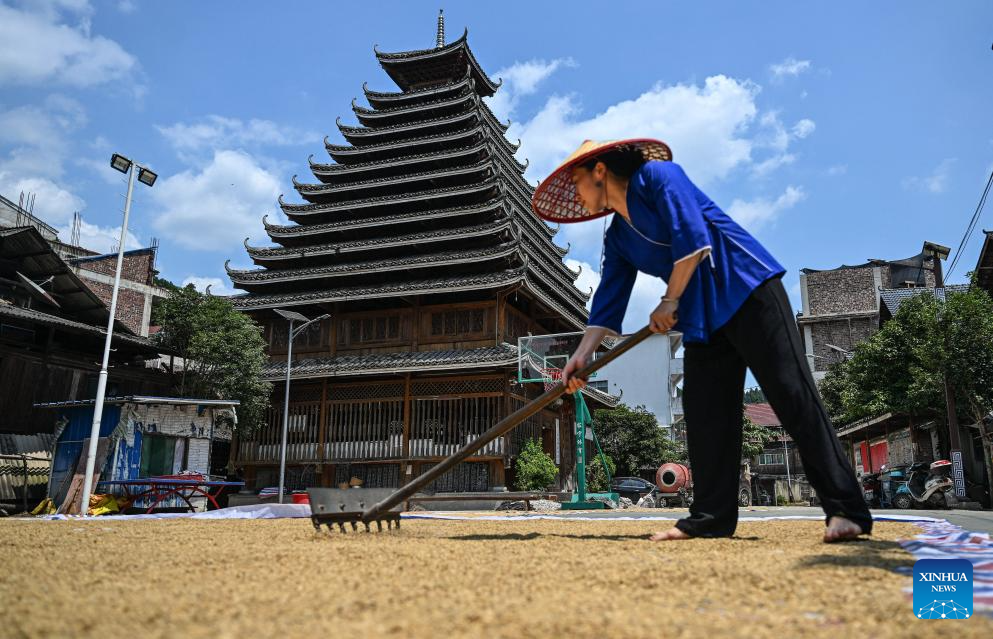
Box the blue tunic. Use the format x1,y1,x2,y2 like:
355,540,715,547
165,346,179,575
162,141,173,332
586,161,786,343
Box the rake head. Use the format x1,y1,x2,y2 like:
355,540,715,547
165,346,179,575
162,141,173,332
307,487,402,533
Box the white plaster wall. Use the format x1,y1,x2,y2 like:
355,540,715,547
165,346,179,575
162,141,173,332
595,333,679,429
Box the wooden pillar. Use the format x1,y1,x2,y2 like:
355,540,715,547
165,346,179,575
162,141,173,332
411,298,420,350
402,373,411,458
495,292,504,346
317,378,328,464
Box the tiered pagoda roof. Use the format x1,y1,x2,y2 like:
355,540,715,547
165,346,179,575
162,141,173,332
227,26,590,332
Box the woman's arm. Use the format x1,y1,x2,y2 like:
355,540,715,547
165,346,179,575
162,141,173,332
649,250,707,332
560,326,612,394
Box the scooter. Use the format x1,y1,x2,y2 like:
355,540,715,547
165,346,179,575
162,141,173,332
892,460,954,509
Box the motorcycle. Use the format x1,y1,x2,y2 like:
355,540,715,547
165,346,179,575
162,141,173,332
892,460,954,509
860,471,882,508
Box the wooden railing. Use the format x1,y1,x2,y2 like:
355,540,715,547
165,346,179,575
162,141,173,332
236,377,511,464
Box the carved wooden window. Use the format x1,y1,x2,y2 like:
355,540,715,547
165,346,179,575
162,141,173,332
338,314,404,346
430,309,487,337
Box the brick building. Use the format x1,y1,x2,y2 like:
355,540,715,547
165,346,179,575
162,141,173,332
796,242,940,380
69,248,169,337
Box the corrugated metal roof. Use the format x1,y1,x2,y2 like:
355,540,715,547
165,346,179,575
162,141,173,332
0,433,56,455
33,396,240,409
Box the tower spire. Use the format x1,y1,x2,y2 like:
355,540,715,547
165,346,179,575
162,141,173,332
436,9,445,48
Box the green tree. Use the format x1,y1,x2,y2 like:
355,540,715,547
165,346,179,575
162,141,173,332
820,285,993,453
154,285,271,432
586,453,616,492
742,412,778,460
743,387,767,404
514,438,558,491
591,404,686,476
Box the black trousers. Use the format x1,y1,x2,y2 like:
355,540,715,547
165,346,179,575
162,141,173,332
674,276,872,538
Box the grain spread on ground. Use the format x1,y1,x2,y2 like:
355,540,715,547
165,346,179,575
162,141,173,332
2,517,989,638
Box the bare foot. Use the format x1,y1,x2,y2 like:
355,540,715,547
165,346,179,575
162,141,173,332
823,516,865,543
649,527,693,542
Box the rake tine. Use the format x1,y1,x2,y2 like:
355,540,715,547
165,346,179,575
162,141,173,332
376,520,383,532
396,518,400,530
364,521,371,532
338,522,347,534
350,521,358,532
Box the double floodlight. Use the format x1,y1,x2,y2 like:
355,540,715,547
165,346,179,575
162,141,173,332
110,152,158,187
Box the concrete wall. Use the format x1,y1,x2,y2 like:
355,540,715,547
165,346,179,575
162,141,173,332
108,403,234,509
594,332,682,431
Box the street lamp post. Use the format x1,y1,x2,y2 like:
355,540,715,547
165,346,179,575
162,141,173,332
79,154,158,516
274,308,330,503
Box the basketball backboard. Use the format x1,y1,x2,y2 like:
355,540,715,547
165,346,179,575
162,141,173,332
517,331,595,383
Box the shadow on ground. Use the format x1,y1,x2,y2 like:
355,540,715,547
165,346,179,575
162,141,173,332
794,539,914,572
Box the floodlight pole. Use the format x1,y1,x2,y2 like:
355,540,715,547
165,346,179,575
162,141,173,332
79,161,137,515
278,312,329,503
278,319,297,504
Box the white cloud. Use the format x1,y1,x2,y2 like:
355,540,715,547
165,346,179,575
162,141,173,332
56,218,141,253
792,118,816,139
151,149,282,250
117,0,136,13
826,164,848,176
0,173,84,223
902,158,956,194
726,185,806,230
0,95,91,224
181,276,234,296
156,116,317,158
0,3,138,88
752,153,796,177
770,57,811,80
486,58,575,121
516,75,762,188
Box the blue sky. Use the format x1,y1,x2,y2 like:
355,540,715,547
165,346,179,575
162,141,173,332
1,0,992,333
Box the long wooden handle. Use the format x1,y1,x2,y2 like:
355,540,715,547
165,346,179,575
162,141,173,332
362,325,656,520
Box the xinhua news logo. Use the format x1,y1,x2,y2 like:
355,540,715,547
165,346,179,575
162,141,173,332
913,559,973,619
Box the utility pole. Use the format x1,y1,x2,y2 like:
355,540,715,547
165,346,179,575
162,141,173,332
927,242,966,499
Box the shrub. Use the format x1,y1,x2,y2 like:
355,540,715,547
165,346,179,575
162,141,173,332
514,439,558,491
586,454,616,493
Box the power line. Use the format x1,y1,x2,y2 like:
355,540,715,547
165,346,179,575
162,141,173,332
947,167,993,280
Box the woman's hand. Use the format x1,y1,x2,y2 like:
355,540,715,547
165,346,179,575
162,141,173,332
650,299,679,333
560,350,592,394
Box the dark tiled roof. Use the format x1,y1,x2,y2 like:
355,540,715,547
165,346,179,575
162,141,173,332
246,217,512,260
0,302,158,353
879,285,970,317
294,159,493,196
261,344,520,380
363,69,472,102
228,241,520,284
374,30,500,96
259,344,620,407
279,178,499,216
229,268,525,311
309,141,488,177
338,108,481,138
262,197,504,238
353,88,473,119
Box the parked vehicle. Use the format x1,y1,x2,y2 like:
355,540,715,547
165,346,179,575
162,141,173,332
892,460,954,509
610,476,656,503
860,471,882,508
878,465,909,508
